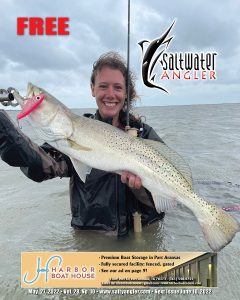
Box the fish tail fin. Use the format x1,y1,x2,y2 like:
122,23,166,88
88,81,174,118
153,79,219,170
199,207,240,252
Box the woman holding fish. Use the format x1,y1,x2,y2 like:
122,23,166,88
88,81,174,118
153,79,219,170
0,52,165,236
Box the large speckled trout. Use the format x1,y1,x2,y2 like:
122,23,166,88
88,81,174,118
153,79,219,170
13,83,239,251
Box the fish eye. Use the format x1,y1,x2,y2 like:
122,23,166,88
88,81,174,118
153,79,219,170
36,96,41,101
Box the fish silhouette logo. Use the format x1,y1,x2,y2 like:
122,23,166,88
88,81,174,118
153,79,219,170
138,20,176,93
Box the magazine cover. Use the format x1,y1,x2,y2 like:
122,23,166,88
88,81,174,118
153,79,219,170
0,0,239,299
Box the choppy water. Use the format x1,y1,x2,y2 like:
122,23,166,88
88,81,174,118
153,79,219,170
0,104,240,300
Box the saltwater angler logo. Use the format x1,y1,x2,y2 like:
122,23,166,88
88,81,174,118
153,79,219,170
138,20,217,93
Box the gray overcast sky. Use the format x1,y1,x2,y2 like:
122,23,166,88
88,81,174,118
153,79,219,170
0,0,239,108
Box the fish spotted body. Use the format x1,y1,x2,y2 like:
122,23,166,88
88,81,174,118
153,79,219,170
13,83,240,251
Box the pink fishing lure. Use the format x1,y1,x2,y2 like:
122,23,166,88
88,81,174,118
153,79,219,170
17,94,45,120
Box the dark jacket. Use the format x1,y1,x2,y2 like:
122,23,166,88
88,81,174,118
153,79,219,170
0,110,165,236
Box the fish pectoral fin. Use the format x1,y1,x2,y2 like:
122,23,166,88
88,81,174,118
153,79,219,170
67,139,92,151
70,158,92,183
152,195,177,213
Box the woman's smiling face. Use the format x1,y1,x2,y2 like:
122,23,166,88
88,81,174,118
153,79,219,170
91,66,127,126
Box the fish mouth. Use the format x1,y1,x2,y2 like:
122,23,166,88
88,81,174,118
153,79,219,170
16,83,45,120
27,82,41,98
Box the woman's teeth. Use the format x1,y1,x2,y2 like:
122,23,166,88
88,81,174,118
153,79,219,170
104,102,117,107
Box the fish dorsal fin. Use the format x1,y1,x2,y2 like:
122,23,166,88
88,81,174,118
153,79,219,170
70,158,92,183
142,139,193,188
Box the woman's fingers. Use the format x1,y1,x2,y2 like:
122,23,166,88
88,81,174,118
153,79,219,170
121,171,142,189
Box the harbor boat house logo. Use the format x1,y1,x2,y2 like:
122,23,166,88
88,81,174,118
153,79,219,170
138,20,217,93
